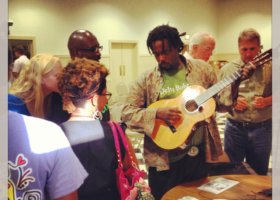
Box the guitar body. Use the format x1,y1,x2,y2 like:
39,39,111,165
148,49,272,150
149,85,216,150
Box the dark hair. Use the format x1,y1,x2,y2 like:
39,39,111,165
14,45,25,54
96,78,107,95
58,58,109,106
146,24,184,54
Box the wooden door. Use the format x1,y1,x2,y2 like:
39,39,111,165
108,41,138,121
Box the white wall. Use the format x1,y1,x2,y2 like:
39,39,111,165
8,0,272,66
217,0,272,54
8,0,218,56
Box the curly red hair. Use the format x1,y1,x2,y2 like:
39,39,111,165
58,58,109,107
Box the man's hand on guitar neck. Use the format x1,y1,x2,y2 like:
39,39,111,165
231,62,257,105
156,107,182,125
240,61,257,81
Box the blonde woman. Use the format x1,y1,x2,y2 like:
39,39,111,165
8,53,70,123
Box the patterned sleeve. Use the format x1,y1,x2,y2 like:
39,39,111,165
187,59,217,88
121,71,158,136
207,62,218,87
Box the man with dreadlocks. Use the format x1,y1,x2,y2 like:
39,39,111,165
121,24,256,199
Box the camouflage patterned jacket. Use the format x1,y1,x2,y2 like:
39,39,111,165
121,58,223,171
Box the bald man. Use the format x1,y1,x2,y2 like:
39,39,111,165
67,30,110,121
68,30,102,61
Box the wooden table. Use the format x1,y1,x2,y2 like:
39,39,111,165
162,175,272,200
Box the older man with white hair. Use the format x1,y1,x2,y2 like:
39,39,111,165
184,32,216,62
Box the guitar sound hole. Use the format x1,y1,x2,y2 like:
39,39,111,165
185,100,198,112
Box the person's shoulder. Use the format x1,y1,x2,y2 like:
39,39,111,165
218,59,242,79
8,94,31,115
135,66,159,83
184,51,193,60
13,58,22,70
14,55,29,65
9,110,67,148
9,111,64,138
18,113,71,153
141,66,158,76
20,55,30,61
188,58,214,74
189,58,212,68
8,110,22,121
17,113,64,135
22,55,29,59
8,93,22,102
220,59,241,71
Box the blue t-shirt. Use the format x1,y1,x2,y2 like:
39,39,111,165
8,111,88,200
8,94,30,116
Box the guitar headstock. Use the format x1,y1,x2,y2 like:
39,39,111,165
251,48,272,68
237,48,272,81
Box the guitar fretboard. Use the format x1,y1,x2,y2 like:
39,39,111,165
194,48,272,106
195,69,242,106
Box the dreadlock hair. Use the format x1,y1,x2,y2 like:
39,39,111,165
146,24,184,54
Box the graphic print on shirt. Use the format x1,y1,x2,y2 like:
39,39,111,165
160,66,188,99
160,82,188,99
8,153,42,200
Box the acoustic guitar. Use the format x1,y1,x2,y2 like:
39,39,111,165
149,48,272,150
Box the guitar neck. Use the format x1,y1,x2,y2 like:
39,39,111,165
195,70,242,105
195,48,272,106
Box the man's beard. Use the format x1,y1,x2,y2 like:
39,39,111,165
159,62,172,70
95,55,101,61
159,62,180,74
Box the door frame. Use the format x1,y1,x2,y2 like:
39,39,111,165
108,40,138,121
109,40,138,78
8,36,36,58
108,40,138,87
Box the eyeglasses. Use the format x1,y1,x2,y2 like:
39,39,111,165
100,92,112,100
78,45,103,53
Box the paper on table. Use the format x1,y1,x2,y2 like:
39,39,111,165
198,177,239,194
